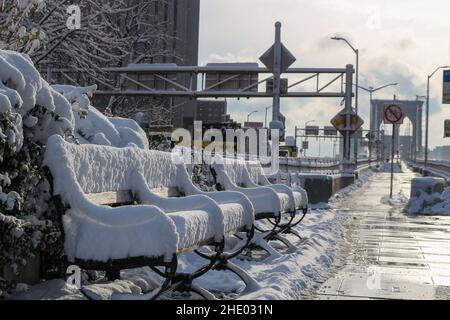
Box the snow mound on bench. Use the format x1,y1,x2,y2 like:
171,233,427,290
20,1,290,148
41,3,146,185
0,50,74,144
44,135,179,262
52,85,149,149
45,135,179,195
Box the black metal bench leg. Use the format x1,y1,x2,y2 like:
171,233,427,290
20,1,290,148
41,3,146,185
282,227,303,241
272,234,297,253
254,215,282,242
164,241,225,300
279,211,308,241
214,260,261,295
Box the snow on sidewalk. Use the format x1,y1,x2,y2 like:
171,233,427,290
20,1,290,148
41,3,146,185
10,170,375,300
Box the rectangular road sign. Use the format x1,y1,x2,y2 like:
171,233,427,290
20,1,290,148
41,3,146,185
444,70,450,104
324,126,338,136
445,120,450,138
305,126,320,136
302,141,309,150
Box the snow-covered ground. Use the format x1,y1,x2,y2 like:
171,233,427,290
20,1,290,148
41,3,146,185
377,162,403,173
9,170,374,300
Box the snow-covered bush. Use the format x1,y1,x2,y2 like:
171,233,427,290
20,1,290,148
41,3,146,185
53,85,149,149
0,49,75,292
0,0,47,55
1,48,152,292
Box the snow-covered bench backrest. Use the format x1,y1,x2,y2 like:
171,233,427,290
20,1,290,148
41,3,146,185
212,157,261,186
45,135,181,198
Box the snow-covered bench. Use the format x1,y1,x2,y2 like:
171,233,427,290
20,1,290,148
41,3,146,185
210,156,301,251
246,161,309,214
245,161,309,240
43,135,256,300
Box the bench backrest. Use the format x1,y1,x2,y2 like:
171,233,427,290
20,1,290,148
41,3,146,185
214,157,261,186
45,135,182,206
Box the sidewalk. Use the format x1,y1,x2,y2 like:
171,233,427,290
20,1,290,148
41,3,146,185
312,169,450,300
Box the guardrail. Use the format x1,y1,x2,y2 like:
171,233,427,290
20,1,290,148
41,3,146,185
178,148,374,176
279,157,373,175
406,158,450,182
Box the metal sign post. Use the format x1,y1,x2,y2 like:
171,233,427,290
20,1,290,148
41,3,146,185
384,104,404,198
272,22,282,125
259,22,296,140
390,124,396,198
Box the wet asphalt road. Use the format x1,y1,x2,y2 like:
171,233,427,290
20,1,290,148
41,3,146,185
312,169,450,300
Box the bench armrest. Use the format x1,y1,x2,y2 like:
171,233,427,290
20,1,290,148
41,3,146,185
174,164,254,228
291,185,309,208
132,172,225,241
64,192,179,263
212,166,281,214
263,184,296,211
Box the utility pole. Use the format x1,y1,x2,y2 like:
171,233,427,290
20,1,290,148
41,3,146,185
344,64,354,172
265,105,272,128
332,37,359,168
272,22,282,124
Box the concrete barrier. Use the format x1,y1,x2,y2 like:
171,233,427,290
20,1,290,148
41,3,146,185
298,174,355,204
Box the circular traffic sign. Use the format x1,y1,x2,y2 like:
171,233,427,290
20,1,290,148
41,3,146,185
384,104,404,124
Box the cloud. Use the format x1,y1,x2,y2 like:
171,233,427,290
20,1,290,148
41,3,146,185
199,0,450,149
204,50,257,64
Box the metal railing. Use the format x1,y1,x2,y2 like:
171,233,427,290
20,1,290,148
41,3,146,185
278,157,373,175
406,157,450,181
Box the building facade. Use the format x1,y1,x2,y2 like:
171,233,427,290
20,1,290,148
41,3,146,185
153,0,201,128
197,100,228,125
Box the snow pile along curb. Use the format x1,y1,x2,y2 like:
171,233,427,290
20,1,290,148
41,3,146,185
406,177,450,215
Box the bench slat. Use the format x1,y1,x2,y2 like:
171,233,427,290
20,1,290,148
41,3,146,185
85,187,181,205
85,191,133,205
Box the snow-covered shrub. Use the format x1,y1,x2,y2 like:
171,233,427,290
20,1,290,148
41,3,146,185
0,49,74,292
1,49,154,292
53,84,149,149
0,1,47,55
191,164,215,192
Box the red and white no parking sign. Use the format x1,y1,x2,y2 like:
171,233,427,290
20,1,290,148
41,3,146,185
384,104,405,125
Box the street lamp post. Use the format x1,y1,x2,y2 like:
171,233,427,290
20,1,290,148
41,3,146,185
332,36,359,167
415,95,426,163
265,106,273,128
247,110,259,123
425,66,450,168
358,83,399,167
304,120,315,157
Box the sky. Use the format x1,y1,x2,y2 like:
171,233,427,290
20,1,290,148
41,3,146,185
198,0,450,157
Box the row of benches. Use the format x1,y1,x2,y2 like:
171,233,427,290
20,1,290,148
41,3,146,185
43,135,309,300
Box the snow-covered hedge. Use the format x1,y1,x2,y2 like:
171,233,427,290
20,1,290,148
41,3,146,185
0,49,148,293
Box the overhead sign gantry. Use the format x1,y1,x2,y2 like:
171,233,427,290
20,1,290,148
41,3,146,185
91,22,356,170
